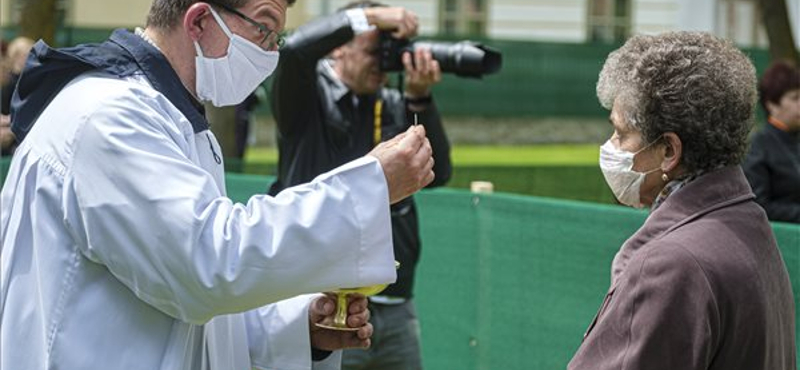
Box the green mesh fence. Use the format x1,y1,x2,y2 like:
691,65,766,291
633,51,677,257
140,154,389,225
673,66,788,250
220,173,799,370
414,188,800,370
1,161,798,369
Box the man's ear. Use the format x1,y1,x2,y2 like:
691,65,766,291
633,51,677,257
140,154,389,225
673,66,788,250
660,132,683,175
183,3,212,42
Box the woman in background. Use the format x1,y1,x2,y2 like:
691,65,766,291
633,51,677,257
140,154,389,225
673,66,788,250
743,61,800,223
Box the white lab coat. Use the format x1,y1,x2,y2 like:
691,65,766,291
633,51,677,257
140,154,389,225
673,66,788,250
0,71,396,370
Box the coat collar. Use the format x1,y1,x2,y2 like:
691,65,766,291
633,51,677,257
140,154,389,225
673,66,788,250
765,120,800,143
11,29,208,142
109,29,208,134
610,165,755,285
319,59,350,103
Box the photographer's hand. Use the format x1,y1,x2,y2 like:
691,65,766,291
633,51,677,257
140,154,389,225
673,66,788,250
363,7,418,39
403,48,441,105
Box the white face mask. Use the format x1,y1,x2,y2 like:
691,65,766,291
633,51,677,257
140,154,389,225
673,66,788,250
599,139,661,209
194,7,279,107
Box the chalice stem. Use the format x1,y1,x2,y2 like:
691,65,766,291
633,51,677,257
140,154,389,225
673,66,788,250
334,292,348,328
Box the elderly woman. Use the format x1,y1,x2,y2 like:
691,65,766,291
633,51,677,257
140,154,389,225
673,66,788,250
568,32,796,370
743,61,800,223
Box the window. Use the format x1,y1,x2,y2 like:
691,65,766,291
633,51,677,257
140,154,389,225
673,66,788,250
439,0,488,37
587,0,631,43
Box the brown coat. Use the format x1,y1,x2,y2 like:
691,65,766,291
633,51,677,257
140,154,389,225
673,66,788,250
569,166,796,370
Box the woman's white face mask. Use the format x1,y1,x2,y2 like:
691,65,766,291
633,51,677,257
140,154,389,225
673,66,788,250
194,7,279,107
599,139,661,209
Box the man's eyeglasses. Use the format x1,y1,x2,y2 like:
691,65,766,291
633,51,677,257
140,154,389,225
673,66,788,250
205,0,285,50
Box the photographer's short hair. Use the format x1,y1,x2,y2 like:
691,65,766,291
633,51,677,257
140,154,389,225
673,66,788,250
147,0,296,29
338,0,386,12
758,61,800,115
597,32,757,174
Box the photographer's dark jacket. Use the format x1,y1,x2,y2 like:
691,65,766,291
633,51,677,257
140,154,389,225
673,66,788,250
743,121,800,223
268,12,452,299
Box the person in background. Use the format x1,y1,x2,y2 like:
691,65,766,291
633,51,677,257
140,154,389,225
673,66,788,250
0,0,436,369
234,91,260,159
569,32,795,370
0,37,8,97
1,36,34,155
269,1,452,369
743,61,800,223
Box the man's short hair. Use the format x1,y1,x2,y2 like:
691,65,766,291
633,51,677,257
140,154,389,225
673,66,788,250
147,0,296,29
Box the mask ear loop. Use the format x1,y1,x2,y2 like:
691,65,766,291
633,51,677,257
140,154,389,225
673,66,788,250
632,135,667,176
207,6,234,38
194,6,234,58
632,135,663,155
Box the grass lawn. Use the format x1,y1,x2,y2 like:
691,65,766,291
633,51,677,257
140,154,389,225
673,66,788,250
244,144,601,166
240,144,612,203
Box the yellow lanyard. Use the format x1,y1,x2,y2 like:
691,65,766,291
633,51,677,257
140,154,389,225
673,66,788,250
373,99,383,146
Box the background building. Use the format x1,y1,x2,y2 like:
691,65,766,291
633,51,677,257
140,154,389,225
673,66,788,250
2,0,798,48
1,0,797,143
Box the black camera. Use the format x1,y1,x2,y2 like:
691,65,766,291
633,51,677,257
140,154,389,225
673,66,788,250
377,32,502,79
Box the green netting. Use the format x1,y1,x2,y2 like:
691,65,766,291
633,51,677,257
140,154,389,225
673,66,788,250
223,174,800,370
0,157,9,186
413,189,644,369
1,161,798,369
412,189,800,369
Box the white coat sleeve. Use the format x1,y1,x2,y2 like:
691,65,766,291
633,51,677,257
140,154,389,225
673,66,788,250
63,89,396,324
245,294,342,370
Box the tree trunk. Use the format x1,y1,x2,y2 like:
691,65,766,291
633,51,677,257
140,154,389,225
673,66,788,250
18,0,60,45
757,0,800,66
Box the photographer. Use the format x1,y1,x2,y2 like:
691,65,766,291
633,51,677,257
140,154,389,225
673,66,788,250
269,1,452,369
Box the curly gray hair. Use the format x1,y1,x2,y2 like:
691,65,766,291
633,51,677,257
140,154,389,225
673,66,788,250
597,32,757,173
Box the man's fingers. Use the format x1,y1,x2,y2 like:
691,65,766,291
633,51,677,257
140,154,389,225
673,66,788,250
357,323,374,342
430,60,442,82
417,48,428,73
402,51,415,73
397,125,424,152
310,296,335,319
347,295,368,314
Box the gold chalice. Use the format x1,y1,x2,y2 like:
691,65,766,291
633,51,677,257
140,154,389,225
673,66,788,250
315,261,399,331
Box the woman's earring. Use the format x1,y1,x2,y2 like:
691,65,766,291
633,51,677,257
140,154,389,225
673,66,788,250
661,173,669,182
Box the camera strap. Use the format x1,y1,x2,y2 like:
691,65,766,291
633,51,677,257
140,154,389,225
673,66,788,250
373,99,383,146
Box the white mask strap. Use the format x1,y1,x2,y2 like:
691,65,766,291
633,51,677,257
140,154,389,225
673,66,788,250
193,41,204,57
193,7,234,58
207,6,234,39
632,136,662,155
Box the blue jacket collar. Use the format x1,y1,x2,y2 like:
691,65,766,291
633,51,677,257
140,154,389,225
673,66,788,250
11,29,208,141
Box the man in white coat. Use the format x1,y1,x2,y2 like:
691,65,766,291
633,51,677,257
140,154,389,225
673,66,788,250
0,0,434,369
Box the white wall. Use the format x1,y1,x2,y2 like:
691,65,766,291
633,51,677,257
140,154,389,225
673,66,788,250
632,0,681,34
489,0,586,42
70,0,151,28
676,0,716,32
789,0,800,48
2,0,798,49
299,0,438,35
